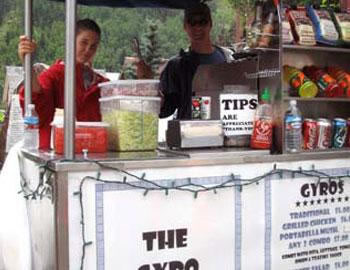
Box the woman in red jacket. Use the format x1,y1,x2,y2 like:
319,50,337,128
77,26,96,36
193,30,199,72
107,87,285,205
18,18,108,149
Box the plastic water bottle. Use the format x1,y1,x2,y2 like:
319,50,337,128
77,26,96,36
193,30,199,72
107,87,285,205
284,100,302,153
23,103,39,150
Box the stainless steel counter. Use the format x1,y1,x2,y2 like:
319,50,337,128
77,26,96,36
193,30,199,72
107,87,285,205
20,146,350,172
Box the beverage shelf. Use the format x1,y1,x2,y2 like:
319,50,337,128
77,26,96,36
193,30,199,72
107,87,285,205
254,47,280,53
283,96,350,102
293,147,350,155
283,44,350,53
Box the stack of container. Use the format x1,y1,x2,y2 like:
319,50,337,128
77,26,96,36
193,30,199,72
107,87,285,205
98,80,161,151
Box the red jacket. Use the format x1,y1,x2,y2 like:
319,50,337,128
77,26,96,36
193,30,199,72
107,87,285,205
19,60,108,149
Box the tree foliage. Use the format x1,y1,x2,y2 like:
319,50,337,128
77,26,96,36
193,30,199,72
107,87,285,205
140,19,162,78
0,0,236,99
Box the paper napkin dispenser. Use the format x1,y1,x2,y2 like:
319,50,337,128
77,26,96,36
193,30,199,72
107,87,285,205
166,120,224,149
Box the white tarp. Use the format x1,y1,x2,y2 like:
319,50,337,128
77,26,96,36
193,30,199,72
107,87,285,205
0,142,31,270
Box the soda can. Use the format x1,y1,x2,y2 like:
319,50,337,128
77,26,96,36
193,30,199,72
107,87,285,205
316,118,332,149
332,118,347,148
200,96,211,120
303,118,317,150
191,97,202,119
346,118,350,147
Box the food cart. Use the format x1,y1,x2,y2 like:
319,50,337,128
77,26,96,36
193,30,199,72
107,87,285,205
1,0,350,269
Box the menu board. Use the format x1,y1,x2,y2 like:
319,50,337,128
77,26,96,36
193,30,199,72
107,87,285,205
270,177,350,270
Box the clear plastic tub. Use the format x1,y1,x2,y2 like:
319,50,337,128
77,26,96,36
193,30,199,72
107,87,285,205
98,79,160,97
99,95,161,151
52,122,109,154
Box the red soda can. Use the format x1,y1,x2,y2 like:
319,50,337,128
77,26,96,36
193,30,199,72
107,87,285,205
332,118,348,148
316,118,332,149
303,118,317,150
200,96,211,120
192,97,202,119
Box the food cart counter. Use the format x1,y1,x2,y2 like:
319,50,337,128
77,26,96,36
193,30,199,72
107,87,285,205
5,0,349,269
21,147,350,170
3,147,348,270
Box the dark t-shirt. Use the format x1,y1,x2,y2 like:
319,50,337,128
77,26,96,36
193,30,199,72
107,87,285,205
159,46,233,119
194,48,226,65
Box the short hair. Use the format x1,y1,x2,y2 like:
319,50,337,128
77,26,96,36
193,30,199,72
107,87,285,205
76,18,101,38
184,3,212,24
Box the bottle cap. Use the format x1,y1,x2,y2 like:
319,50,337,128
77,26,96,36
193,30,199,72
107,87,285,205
261,87,270,102
299,81,318,98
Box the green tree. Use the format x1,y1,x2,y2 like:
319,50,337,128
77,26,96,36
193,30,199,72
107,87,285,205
0,9,22,96
0,0,236,99
140,19,162,78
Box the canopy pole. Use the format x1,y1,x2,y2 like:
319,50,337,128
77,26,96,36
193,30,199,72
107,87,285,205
64,0,77,159
24,0,32,111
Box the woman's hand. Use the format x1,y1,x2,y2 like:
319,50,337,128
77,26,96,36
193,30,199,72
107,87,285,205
18,35,42,94
18,35,37,64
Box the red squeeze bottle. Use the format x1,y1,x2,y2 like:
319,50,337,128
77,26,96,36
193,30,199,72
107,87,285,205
303,66,343,97
250,88,273,149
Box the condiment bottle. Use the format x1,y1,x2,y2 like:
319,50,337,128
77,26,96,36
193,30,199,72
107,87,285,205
303,65,343,97
259,12,275,47
247,1,263,48
283,65,318,98
250,88,273,149
326,66,350,97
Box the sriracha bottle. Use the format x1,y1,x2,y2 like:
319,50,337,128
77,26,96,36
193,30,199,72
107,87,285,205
250,88,273,149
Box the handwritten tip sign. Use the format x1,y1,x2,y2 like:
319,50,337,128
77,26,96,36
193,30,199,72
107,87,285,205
220,93,258,136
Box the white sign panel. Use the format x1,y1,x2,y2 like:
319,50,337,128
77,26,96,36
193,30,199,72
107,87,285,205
270,176,350,270
6,95,24,152
240,180,266,269
96,180,237,270
220,93,257,136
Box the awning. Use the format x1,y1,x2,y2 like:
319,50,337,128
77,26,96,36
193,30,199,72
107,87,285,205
49,0,201,9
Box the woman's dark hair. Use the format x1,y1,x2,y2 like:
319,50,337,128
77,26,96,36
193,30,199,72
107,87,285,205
76,18,101,38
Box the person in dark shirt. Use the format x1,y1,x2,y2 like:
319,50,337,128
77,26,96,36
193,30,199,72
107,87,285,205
159,2,234,119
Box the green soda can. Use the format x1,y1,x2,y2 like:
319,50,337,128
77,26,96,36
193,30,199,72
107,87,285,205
332,118,347,148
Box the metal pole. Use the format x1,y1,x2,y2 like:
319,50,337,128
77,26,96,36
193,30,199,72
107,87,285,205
24,0,32,111
64,0,77,159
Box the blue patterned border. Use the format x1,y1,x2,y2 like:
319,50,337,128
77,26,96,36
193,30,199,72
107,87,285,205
264,173,272,270
95,184,105,270
235,177,242,270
